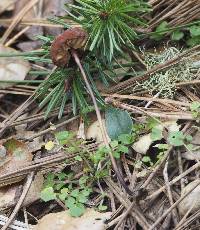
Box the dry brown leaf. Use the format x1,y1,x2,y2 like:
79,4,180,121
13,0,72,39
0,138,33,187
178,180,200,216
33,209,111,230
0,45,30,89
0,172,43,210
132,120,180,154
86,119,110,145
0,0,15,14
43,0,73,36
13,0,43,39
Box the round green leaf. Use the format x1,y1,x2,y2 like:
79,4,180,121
40,187,56,202
171,30,184,41
189,25,200,37
168,131,184,146
105,107,133,140
69,203,85,217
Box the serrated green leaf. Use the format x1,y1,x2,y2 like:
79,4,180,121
117,145,129,153
98,204,108,211
142,156,151,163
78,194,88,203
190,101,200,111
79,176,88,185
59,188,69,201
55,131,70,145
71,189,79,198
74,155,83,161
154,144,169,150
110,140,119,148
187,36,200,47
150,21,169,41
81,188,92,197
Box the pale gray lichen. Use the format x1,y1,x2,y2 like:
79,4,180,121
134,47,196,98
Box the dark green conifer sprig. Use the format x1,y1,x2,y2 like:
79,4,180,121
65,0,151,60
35,0,151,118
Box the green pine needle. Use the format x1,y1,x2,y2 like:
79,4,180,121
65,0,151,60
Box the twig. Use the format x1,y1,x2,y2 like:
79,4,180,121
146,161,200,200
163,159,178,226
141,148,172,190
0,96,35,137
102,93,190,107
177,150,185,191
0,215,28,230
23,208,29,230
114,202,135,230
105,178,151,230
27,116,79,140
1,172,34,230
149,179,200,230
1,0,40,44
105,44,200,93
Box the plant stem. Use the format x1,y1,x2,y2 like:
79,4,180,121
71,49,134,196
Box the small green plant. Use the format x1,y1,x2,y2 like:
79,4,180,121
190,101,200,119
66,0,151,60
41,130,136,216
168,131,193,147
150,20,200,47
35,0,151,118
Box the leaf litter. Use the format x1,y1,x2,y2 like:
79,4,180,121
1,1,200,230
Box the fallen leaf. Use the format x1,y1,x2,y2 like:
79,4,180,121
0,173,44,210
0,186,18,210
45,141,55,151
23,172,44,206
0,45,30,89
13,0,43,39
32,209,111,230
132,120,180,154
0,139,33,187
0,0,15,14
178,180,200,216
43,0,73,36
132,134,152,155
86,119,110,145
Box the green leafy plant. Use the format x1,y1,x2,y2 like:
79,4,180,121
168,131,193,147
41,130,135,216
66,0,151,60
150,20,200,47
190,101,200,119
105,107,133,140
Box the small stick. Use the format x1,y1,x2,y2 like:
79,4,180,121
1,172,34,230
149,179,200,230
146,161,200,200
163,159,178,225
177,150,185,191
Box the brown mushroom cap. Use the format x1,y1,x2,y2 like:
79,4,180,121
50,27,88,67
